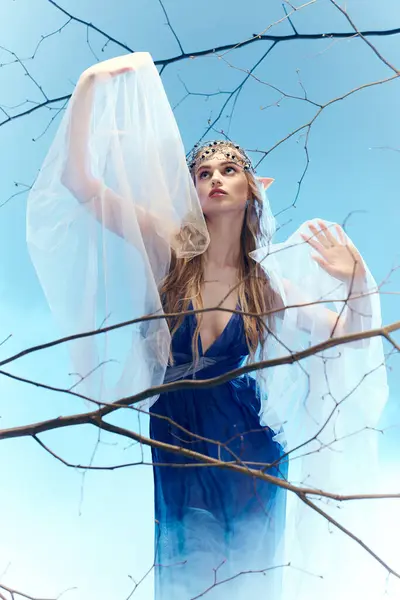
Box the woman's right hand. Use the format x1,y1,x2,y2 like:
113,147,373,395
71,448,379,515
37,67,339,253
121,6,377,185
79,54,139,83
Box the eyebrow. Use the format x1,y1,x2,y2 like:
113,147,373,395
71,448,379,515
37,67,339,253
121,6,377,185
196,160,239,173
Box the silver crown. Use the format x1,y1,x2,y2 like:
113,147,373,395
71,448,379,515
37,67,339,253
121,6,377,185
187,140,254,172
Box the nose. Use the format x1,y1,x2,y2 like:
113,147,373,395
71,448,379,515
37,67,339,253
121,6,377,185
210,170,222,186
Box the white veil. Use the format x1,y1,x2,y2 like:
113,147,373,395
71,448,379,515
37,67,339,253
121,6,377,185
250,224,389,598
27,52,209,408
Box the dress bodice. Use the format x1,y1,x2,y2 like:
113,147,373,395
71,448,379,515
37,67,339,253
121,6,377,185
164,301,250,382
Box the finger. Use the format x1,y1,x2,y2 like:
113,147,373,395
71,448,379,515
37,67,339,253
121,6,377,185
311,254,330,270
308,223,332,249
317,220,337,246
301,233,329,258
114,67,135,75
336,224,347,245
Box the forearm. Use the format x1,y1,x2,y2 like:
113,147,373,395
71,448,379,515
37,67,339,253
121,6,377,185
62,74,98,197
59,58,178,244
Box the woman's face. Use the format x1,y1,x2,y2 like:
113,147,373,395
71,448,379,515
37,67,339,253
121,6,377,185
194,156,249,217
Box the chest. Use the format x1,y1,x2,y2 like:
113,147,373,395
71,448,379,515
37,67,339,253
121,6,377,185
191,268,240,354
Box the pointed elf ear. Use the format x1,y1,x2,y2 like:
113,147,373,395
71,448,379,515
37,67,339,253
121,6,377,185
257,177,275,190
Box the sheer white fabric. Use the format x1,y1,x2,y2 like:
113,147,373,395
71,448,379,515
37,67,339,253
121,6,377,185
250,225,389,598
27,52,209,408
27,51,390,598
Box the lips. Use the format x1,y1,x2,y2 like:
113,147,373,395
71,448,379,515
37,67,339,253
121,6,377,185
209,188,227,198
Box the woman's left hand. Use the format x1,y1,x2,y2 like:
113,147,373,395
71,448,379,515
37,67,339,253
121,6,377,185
300,220,367,285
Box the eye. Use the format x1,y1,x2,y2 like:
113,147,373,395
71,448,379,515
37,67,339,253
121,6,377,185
198,170,209,180
225,166,236,174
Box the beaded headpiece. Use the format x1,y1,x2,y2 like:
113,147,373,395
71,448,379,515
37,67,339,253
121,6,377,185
187,140,254,173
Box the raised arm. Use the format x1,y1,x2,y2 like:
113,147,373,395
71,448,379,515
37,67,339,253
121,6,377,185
61,56,172,246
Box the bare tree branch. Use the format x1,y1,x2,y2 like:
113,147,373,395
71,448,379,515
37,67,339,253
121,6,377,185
329,0,399,74
43,0,400,69
0,581,74,600
46,0,134,53
1,3,399,597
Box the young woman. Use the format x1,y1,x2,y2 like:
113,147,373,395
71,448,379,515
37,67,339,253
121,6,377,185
27,52,388,599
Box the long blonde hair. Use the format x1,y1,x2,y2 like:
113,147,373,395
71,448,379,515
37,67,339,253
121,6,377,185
159,170,280,366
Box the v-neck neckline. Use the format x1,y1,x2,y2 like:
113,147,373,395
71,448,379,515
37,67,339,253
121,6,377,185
190,300,238,356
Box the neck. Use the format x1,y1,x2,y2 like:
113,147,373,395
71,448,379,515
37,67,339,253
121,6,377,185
203,213,244,269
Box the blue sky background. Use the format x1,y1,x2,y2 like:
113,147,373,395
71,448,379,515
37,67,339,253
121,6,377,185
0,0,399,598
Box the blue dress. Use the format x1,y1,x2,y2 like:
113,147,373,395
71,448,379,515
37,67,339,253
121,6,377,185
150,303,287,599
